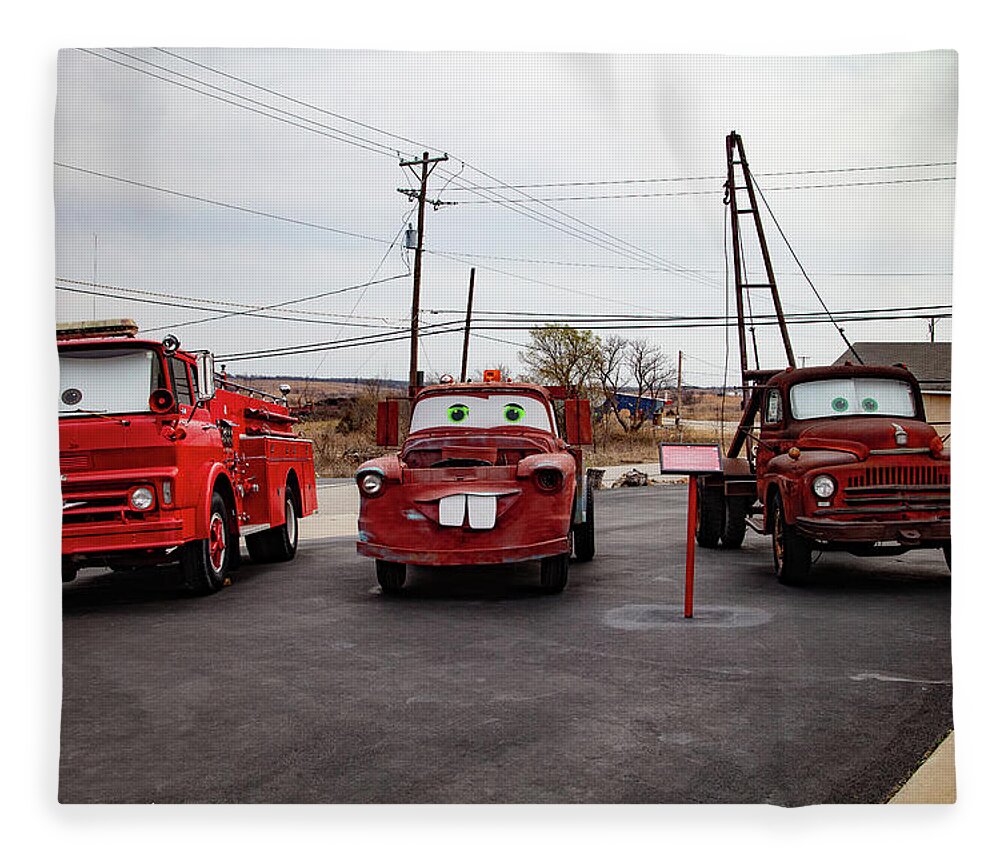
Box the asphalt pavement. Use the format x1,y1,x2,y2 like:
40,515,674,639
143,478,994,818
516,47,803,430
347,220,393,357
60,482,952,804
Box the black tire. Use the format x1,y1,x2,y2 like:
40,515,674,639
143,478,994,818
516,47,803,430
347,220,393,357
247,486,299,564
181,491,233,595
540,553,569,594
376,560,406,594
695,478,724,548
771,492,812,585
943,542,951,571
572,487,596,563
61,560,78,583
720,495,749,549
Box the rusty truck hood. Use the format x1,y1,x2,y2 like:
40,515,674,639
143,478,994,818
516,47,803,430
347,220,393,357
795,416,940,453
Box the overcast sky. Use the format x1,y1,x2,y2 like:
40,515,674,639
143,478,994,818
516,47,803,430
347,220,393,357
54,49,956,386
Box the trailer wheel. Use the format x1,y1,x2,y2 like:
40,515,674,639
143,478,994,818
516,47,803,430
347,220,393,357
247,486,299,564
182,491,233,594
376,560,406,594
695,478,724,548
770,493,812,585
572,487,596,563
540,553,569,594
720,496,749,549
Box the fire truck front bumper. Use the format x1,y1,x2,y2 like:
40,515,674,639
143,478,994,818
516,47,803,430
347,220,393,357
794,514,951,546
62,509,197,557
357,537,570,567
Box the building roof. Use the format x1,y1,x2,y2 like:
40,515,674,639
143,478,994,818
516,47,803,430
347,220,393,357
833,342,951,392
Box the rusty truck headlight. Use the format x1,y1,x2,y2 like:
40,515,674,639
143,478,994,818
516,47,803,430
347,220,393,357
129,486,156,511
812,474,836,499
534,468,563,493
358,471,384,497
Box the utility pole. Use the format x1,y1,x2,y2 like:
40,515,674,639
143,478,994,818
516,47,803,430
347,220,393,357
460,268,476,381
926,316,941,343
675,350,683,430
398,151,449,398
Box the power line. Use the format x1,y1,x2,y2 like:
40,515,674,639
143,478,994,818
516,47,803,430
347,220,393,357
433,161,957,191
444,175,956,203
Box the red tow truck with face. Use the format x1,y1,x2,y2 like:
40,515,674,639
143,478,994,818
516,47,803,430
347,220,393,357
58,319,318,594
355,374,594,594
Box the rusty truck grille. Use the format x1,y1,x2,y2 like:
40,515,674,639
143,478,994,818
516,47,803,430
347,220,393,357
404,465,516,484
844,464,949,489
840,463,950,513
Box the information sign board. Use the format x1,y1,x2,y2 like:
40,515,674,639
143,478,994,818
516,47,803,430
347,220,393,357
659,443,723,475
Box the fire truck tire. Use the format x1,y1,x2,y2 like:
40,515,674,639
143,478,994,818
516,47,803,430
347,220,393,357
181,491,233,594
943,542,951,570
376,560,406,594
695,478,724,548
771,493,812,585
247,488,299,564
720,496,749,549
540,553,569,594
572,489,596,562
61,560,78,583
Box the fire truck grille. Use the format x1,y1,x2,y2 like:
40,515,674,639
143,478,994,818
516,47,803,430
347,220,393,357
62,484,145,523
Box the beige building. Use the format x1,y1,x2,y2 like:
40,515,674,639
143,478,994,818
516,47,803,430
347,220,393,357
834,342,951,442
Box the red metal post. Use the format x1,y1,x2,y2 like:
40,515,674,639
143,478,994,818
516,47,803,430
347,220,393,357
685,476,697,618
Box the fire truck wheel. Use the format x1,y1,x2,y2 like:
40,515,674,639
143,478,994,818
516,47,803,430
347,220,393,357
771,493,812,585
943,542,951,570
572,488,596,562
540,553,569,594
182,491,233,594
376,560,406,594
720,496,749,549
695,478,724,548
247,487,299,564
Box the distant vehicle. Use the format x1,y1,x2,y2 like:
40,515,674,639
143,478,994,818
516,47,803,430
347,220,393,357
58,319,318,593
355,374,594,594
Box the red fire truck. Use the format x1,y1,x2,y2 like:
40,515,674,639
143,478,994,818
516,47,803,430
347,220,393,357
58,319,318,594
355,375,594,594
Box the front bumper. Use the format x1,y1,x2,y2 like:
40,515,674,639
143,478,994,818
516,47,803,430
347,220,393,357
62,508,196,556
356,536,570,566
794,514,950,545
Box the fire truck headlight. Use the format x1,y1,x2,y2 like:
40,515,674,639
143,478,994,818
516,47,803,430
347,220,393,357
358,472,384,497
129,486,156,511
812,475,836,499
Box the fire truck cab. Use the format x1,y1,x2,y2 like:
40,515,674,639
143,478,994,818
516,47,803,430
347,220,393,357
58,319,318,594
355,374,594,594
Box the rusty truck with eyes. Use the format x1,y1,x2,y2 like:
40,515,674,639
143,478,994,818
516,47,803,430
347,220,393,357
355,376,594,594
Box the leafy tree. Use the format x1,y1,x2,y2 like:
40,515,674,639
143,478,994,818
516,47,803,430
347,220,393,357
518,324,602,393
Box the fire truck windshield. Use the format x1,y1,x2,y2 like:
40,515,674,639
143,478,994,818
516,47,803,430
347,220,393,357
789,377,916,420
410,392,555,433
59,347,163,416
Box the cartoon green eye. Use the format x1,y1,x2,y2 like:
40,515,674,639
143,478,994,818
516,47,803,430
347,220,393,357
503,403,525,423
447,403,469,423
861,397,878,413
831,397,849,413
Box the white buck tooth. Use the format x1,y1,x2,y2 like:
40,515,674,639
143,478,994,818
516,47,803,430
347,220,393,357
467,494,497,530
439,494,466,527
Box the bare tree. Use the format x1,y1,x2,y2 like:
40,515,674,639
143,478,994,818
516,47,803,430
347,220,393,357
627,339,675,432
597,335,632,433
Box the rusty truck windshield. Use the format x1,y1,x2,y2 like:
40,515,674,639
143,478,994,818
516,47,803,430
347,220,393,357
59,347,162,416
789,377,916,420
410,392,555,433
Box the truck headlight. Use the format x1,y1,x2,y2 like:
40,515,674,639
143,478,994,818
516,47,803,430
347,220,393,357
812,475,836,499
358,472,384,497
129,486,156,511
534,468,563,493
